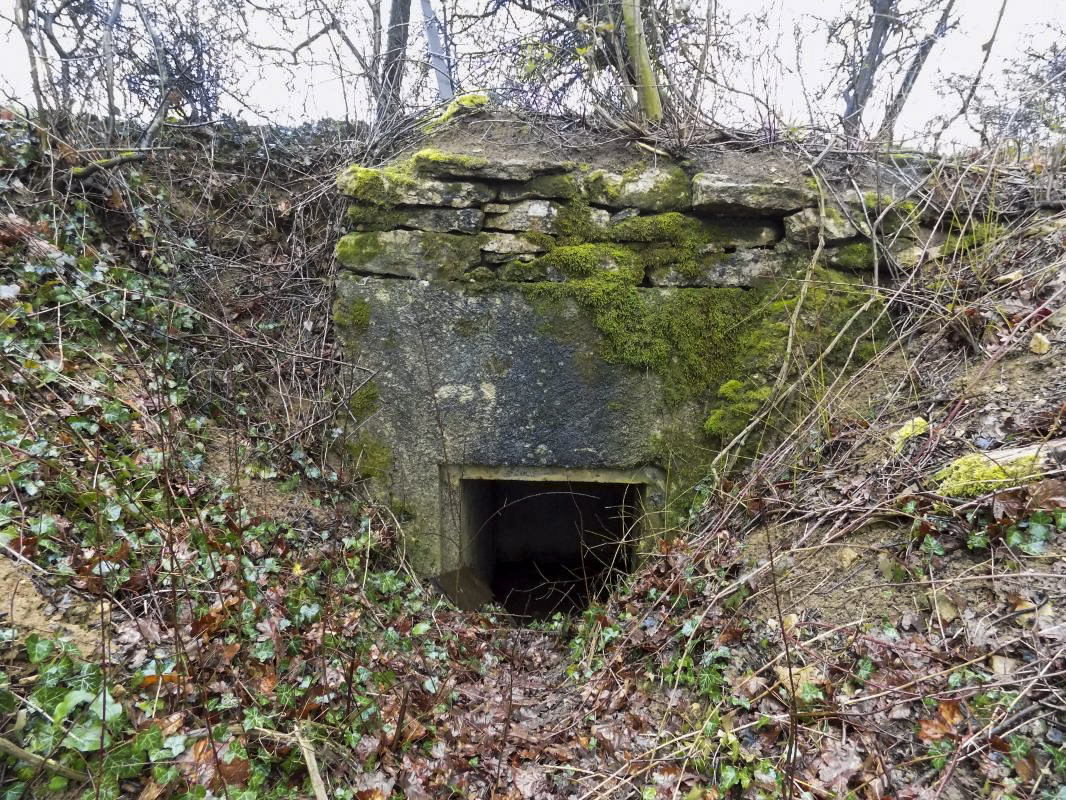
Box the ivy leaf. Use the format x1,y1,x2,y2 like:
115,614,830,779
66,720,108,751
25,634,55,664
411,621,431,636
54,688,95,721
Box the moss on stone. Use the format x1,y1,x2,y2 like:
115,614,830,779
554,196,604,243
348,431,392,479
942,219,1004,257
336,231,384,268
333,296,370,333
703,379,773,442
348,382,380,422
336,162,416,206
422,93,490,133
524,272,760,406
607,212,702,242
531,243,643,282
521,231,556,251
585,165,691,210
933,453,1041,498
515,173,582,200
832,241,874,270
346,204,403,231
418,232,483,279
411,148,490,175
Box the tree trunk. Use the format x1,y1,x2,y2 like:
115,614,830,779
842,0,897,139
620,0,662,123
420,0,453,102
379,0,412,122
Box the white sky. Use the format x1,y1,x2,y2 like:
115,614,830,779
1,0,1063,148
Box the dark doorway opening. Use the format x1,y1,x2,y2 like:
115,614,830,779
460,478,640,618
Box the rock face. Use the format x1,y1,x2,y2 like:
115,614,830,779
332,144,889,581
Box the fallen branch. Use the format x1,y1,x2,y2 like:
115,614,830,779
0,735,87,781
294,725,329,800
69,151,147,180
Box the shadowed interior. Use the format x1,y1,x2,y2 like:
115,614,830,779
458,478,640,618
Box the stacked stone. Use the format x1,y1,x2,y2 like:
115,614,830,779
335,150,931,289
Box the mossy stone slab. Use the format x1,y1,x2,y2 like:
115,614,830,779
335,230,481,279
784,206,861,245
647,248,796,288
585,166,692,211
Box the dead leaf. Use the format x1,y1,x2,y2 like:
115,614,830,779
137,779,167,800
514,765,548,798
839,547,860,568
1030,332,1051,355
817,740,863,791
990,655,1019,676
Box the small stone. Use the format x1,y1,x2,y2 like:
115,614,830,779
485,200,561,234
610,208,640,223
784,206,859,245
838,547,859,568
482,203,510,214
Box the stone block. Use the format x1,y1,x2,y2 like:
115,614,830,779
480,232,553,263
585,166,692,211
647,248,794,288
395,207,484,233
486,200,562,233
692,173,815,215
335,230,482,279
784,206,860,245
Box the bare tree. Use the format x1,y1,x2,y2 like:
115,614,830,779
877,0,956,142
841,0,898,139
379,0,413,122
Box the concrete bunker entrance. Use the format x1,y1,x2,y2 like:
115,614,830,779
441,467,662,618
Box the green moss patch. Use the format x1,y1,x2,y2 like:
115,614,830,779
942,219,1004,257
347,431,392,479
411,148,489,176
422,93,490,133
348,382,380,422
336,163,414,206
703,380,773,442
532,244,643,282
831,241,874,270
336,232,384,268
333,295,370,333
346,204,403,231
934,453,1042,498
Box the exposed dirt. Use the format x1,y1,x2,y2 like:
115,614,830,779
0,557,104,659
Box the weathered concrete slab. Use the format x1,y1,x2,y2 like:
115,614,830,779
335,276,673,574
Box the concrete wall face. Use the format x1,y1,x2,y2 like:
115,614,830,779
335,276,667,573
332,139,915,581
